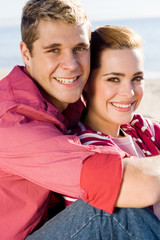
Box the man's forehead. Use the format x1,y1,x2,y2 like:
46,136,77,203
36,20,90,46
38,19,90,35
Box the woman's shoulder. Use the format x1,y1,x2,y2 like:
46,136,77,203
131,114,160,130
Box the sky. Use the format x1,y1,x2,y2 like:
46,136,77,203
0,0,160,26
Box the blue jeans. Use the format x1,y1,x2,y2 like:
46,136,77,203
26,199,160,239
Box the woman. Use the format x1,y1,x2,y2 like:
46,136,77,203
64,25,160,220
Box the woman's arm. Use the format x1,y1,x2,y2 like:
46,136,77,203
116,155,160,208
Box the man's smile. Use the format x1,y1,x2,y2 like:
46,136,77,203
54,76,78,84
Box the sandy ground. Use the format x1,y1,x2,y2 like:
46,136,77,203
0,69,10,79
136,78,160,121
0,69,160,121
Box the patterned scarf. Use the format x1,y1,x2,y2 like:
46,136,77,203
69,114,160,157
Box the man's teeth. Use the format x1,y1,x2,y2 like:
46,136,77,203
112,103,132,108
55,77,77,84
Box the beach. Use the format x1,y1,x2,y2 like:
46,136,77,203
0,69,10,79
0,69,160,121
137,78,160,120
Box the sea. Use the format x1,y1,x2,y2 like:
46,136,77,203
0,17,160,79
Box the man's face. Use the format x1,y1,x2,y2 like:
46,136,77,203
21,20,90,111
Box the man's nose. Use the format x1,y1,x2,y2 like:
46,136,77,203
60,51,78,71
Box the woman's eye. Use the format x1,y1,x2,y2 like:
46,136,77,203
107,78,119,82
133,76,144,82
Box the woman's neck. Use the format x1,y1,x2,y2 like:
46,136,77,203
84,115,123,138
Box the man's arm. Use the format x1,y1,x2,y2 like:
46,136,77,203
0,109,123,212
81,154,160,212
1,110,160,213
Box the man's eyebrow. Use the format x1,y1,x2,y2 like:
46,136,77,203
42,42,89,50
43,43,61,49
76,42,90,47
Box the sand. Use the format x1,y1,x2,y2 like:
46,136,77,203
0,69,160,121
136,78,160,120
0,69,10,79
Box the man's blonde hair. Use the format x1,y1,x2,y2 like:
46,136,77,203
21,0,91,54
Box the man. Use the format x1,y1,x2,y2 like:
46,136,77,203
0,0,160,239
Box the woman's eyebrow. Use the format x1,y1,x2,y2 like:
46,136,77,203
133,71,144,76
102,71,144,77
102,72,125,77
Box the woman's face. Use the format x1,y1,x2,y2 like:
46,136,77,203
85,48,144,137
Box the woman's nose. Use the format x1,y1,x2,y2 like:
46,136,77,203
119,82,135,97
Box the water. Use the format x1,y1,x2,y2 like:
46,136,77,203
0,17,160,79
0,26,22,69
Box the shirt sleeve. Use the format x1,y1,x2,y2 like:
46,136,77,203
81,153,123,213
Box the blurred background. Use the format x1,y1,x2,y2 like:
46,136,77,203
0,0,160,79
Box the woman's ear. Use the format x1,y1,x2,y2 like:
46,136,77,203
20,41,31,66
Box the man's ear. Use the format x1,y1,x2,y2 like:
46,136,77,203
20,41,31,66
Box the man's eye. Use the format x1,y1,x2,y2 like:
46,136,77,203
48,48,59,53
74,47,86,52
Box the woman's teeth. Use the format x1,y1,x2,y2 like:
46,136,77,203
55,77,77,84
112,103,132,108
